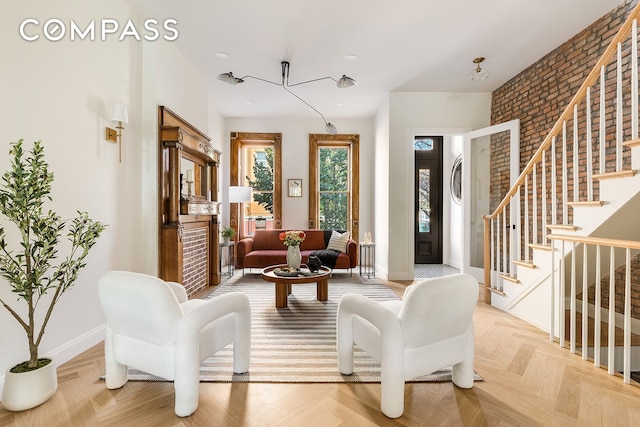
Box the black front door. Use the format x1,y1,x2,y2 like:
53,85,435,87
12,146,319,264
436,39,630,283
414,136,443,264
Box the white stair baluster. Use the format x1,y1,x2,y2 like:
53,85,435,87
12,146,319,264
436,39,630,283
608,247,616,375
562,121,568,224
595,245,602,368
616,42,623,172
573,105,579,202
586,88,593,202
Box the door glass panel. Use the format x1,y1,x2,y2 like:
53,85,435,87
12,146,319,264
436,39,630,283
418,168,431,233
470,135,492,268
414,137,434,151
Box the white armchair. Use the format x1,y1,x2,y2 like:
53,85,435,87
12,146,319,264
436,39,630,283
337,273,478,418
98,271,251,417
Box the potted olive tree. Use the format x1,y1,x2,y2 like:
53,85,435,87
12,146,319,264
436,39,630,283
0,140,106,411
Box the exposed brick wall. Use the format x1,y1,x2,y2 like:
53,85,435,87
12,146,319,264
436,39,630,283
182,227,209,296
490,0,637,216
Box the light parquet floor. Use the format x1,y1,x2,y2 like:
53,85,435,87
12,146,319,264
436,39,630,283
2,278,640,426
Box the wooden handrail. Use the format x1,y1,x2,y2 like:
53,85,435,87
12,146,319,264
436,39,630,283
485,2,640,220
548,233,640,250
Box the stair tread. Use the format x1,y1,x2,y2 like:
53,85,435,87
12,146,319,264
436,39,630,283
488,287,506,297
546,224,578,231
499,274,520,284
513,260,536,269
622,138,640,148
591,170,636,180
567,201,604,207
529,243,553,251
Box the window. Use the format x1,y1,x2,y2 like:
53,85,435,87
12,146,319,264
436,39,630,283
319,146,349,229
309,134,359,240
230,133,282,238
244,146,274,235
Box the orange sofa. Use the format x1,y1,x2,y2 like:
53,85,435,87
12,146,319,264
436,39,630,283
236,229,357,272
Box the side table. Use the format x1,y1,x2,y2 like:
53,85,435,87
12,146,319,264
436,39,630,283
359,242,375,278
220,241,235,277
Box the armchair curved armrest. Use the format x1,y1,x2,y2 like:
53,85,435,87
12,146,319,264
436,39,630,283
178,292,251,335
337,293,404,376
166,281,188,303
338,293,401,335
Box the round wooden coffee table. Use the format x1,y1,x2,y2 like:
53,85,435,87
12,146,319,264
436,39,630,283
261,264,332,308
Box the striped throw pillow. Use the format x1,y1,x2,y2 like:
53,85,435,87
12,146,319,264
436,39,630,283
327,230,349,253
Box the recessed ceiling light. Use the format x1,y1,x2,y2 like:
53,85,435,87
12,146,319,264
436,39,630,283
216,52,229,59
336,102,344,107
345,54,358,61
244,100,252,105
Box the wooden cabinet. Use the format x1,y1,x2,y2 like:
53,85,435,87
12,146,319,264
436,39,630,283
158,106,221,295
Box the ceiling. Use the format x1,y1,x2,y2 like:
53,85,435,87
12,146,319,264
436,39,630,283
126,0,625,121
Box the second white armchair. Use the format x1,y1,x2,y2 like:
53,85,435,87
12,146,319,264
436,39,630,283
337,273,478,418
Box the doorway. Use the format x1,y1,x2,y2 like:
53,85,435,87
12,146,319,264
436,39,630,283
414,136,443,264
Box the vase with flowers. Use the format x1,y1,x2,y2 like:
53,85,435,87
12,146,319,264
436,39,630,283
279,230,306,269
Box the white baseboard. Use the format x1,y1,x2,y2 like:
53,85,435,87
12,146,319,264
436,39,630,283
0,324,105,400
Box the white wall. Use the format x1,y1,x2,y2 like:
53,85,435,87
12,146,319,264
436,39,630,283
385,92,491,280
443,135,463,269
374,98,391,278
221,117,375,240
0,0,211,394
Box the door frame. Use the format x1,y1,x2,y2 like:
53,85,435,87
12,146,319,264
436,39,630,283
462,120,520,283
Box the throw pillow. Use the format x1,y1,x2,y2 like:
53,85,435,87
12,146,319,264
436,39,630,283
327,230,349,253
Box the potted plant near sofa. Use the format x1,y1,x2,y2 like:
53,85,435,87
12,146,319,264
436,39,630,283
220,226,235,244
0,140,106,411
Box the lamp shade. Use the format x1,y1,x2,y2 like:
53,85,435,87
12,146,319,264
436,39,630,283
229,186,252,203
337,75,357,88
111,104,129,124
325,123,337,135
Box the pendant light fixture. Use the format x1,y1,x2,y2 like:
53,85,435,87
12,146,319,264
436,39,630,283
218,61,356,134
469,57,489,81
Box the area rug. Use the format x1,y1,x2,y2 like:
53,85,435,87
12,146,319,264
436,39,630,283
125,273,482,383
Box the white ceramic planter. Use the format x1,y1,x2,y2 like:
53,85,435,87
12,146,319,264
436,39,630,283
2,359,58,411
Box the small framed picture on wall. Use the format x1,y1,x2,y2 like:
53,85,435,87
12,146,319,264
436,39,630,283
288,179,302,197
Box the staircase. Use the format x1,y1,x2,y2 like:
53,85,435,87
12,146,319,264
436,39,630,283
484,2,640,384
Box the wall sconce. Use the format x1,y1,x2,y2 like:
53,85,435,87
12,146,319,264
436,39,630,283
105,104,129,162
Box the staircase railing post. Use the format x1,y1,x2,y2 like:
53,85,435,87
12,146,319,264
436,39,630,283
483,215,491,303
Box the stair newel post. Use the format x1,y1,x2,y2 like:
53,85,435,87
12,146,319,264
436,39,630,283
483,215,491,303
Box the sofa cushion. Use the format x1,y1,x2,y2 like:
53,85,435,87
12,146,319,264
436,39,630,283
300,230,325,251
327,230,350,253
